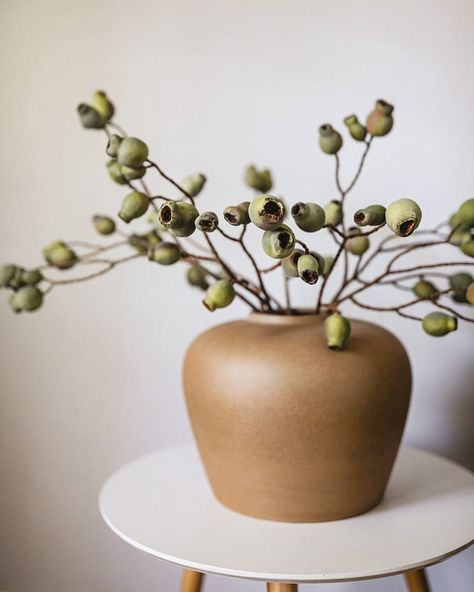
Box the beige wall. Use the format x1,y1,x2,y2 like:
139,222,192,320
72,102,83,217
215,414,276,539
1,1,473,590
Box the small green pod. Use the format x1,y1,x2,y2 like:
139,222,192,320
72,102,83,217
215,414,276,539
9,266,25,289
281,249,304,278
461,240,474,258
422,312,457,336
261,224,295,259
128,230,161,254
118,191,149,223
366,99,394,136
106,134,123,158
449,227,471,246
466,282,474,305
449,272,473,302
106,160,127,185
346,227,370,255
297,254,320,285
43,241,77,269
318,124,343,155
324,312,351,350
181,173,207,197
291,202,325,232
223,202,251,226
148,242,181,265
343,114,367,141
77,103,104,129
385,198,422,237
354,204,386,227
10,285,44,312
244,165,273,193
121,165,147,180
324,200,343,226
195,211,219,232
249,195,286,230
449,212,461,228
117,137,149,169
21,269,43,285
203,279,235,311
158,201,199,237
321,255,335,277
413,279,438,300
458,198,474,228
0,264,17,287
93,215,116,235
91,90,114,121
186,265,209,290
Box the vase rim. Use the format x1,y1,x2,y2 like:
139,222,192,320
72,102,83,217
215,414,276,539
248,310,326,325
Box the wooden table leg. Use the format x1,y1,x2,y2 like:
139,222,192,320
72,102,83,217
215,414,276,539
180,569,204,592
266,584,298,592
404,569,430,592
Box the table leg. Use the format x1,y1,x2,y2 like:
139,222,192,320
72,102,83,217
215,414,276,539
180,569,204,592
266,584,298,592
404,569,430,592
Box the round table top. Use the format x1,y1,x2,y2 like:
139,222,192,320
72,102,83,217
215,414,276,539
99,444,474,583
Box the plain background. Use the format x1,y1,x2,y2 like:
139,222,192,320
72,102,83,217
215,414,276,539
0,0,473,590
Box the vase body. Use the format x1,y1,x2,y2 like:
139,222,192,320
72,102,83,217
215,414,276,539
183,314,412,522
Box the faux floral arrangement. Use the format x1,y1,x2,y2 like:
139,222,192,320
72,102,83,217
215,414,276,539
2,92,473,349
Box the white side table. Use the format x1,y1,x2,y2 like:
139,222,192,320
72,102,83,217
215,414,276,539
99,445,474,592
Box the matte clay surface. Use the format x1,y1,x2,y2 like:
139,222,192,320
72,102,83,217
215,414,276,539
183,314,412,522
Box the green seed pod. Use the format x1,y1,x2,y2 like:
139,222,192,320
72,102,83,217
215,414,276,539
43,241,77,269
92,215,116,235
106,134,123,158
354,204,386,227
128,230,161,254
121,165,146,180
297,254,320,285
448,212,461,228
158,201,199,237
458,198,474,228
466,282,474,305
10,285,44,312
91,90,114,121
324,200,343,226
449,272,473,303
8,266,25,289
321,255,335,277
262,224,295,259
21,269,43,285
244,165,273,193
343,114,367,141
422,312,457,337
291,202,325,232
346,227,370,255
249,195,286,230
181,173,207,197
118,191,149,223
385,198,422,237
318,124,343,155
196,211,219,232
203,279,235,311
0,264,17,287
324,313,351,350
449,227,471,246
186,265,209,290
106,159,128,185
223,202,250,226
281,249,303,278
461,240,474,257
77,103,104,129
413,280,438,300
117,137,149,169
309,251,326,274
366,99,394,137
148,242,181,265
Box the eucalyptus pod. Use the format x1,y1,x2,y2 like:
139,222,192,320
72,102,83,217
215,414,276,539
324,200,343,226
92,91,114,121
181,173,206,197
244,165,273,193
354,204,386,227
262,225,295,259
148,242,181,265
9,286,44,313
366,99,394,137
43,241,77,269
449,272,473,303
129,230,161,254
413,279,438,300
77,104,104,129
422,312,457,336
93,215,116,235
106,134,123,158
318,124,343,155
324,313,351,350
291,202,325,232
466,282,474,305
385,198,422,237
203,279,235,311
249,195,286,230
186,265,209,290
117,137,149,169
0,264,18,287
282,249,303,277
343,115,367,141
158,200,199,237
297,254,320,285
458,198,474,228
346,227,370,256
223,202,250,226
119,191,149,223
21,269,43,285
106,160,128,185
195,211,219,232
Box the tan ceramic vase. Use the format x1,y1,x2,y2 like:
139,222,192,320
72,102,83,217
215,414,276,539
183,313,412,522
